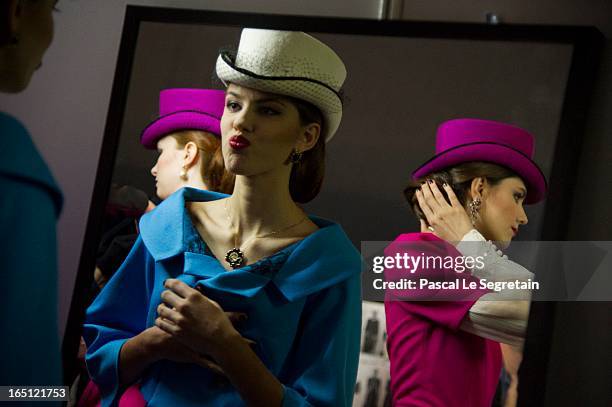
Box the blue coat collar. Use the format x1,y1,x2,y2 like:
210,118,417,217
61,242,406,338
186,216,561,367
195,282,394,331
0,112,63,216
140,187,362,301
139,187,227,261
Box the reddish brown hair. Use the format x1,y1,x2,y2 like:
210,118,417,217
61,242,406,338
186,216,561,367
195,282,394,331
170,130,235,194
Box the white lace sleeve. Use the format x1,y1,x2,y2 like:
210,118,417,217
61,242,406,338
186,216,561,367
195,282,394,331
456,229,534,282
455,229,533,345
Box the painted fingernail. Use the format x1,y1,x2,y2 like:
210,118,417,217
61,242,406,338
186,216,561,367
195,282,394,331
428,179,434,184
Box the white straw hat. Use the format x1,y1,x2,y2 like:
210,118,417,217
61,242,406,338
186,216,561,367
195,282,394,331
216,28,346,142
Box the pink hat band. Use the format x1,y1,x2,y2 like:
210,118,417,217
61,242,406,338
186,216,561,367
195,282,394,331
140,88,225,149
412,119,547,204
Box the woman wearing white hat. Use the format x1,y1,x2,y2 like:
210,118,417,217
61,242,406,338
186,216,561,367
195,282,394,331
84,28,361,407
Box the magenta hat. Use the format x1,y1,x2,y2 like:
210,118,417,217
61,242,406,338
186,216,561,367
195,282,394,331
140,88,225,149
412,118,547,204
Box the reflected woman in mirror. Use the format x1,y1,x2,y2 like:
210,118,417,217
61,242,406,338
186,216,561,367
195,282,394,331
84,28,362,407
0,0,63,386
144,88,235,201
75,88,235,406
92,88,236,290
384,119,547,407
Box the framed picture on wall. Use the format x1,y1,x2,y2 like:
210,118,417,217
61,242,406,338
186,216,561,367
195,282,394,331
64,6,602,406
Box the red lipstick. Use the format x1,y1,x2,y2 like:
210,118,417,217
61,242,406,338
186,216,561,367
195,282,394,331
229,135,250,150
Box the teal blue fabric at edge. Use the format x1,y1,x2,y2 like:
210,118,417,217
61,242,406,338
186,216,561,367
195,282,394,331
84,187,362,407
0,112,63,388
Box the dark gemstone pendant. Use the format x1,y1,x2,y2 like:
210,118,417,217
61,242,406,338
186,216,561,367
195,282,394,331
225,247,244,269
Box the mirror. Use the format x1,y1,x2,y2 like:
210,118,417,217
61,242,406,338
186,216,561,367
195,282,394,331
65,7,602,407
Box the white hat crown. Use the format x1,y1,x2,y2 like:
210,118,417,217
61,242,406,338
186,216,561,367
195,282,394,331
216,28,347,142
233,29,346,92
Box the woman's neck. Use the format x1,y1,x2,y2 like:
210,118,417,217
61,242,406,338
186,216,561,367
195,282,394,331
227,167,303,235
184,178,208,192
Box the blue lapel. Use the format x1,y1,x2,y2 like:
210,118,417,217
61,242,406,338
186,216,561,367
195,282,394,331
139,187,228,261
139,187,362,300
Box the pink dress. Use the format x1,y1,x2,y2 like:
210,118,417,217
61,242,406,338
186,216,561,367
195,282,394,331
78,381,146,407
384,233,501,407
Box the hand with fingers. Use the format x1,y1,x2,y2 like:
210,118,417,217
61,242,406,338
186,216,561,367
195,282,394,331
142,325,226,375
415,179,474,244
155,279,255,370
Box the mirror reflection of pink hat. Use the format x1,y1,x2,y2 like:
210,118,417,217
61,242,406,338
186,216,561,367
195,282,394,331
412,118,547,204
140,88,225,149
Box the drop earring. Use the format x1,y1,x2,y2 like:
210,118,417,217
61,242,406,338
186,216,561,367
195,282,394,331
289,149,303,164
468,198,481,225
179,166,188,181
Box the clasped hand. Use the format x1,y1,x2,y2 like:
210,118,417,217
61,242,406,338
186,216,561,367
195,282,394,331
415,180,474,244
152,279,252,373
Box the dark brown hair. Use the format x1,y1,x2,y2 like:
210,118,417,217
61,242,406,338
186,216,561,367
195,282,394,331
170,130,235,194
403,162,519,222
1,1,48,46
288,97,326,204
0,3,14,46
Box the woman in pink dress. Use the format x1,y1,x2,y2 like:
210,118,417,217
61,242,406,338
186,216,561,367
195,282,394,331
384,118,547,406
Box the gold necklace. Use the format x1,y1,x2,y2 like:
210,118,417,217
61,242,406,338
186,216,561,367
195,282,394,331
223,199,308,269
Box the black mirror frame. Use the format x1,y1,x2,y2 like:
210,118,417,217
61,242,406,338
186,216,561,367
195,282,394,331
62,6,604,406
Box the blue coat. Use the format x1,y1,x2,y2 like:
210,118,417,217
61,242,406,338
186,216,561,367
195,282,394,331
84,187,362,407
0,112,63,386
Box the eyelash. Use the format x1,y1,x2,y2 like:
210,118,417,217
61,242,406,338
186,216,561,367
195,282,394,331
261,107,279,115
225,101,280,116
226,101,240,111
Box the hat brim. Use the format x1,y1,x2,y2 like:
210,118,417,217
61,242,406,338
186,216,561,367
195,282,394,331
215,53,342,142
412,142,547,204
140,110,221,149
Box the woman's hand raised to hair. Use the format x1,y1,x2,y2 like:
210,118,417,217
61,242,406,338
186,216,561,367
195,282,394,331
155,279,251,361
415,180,474,244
